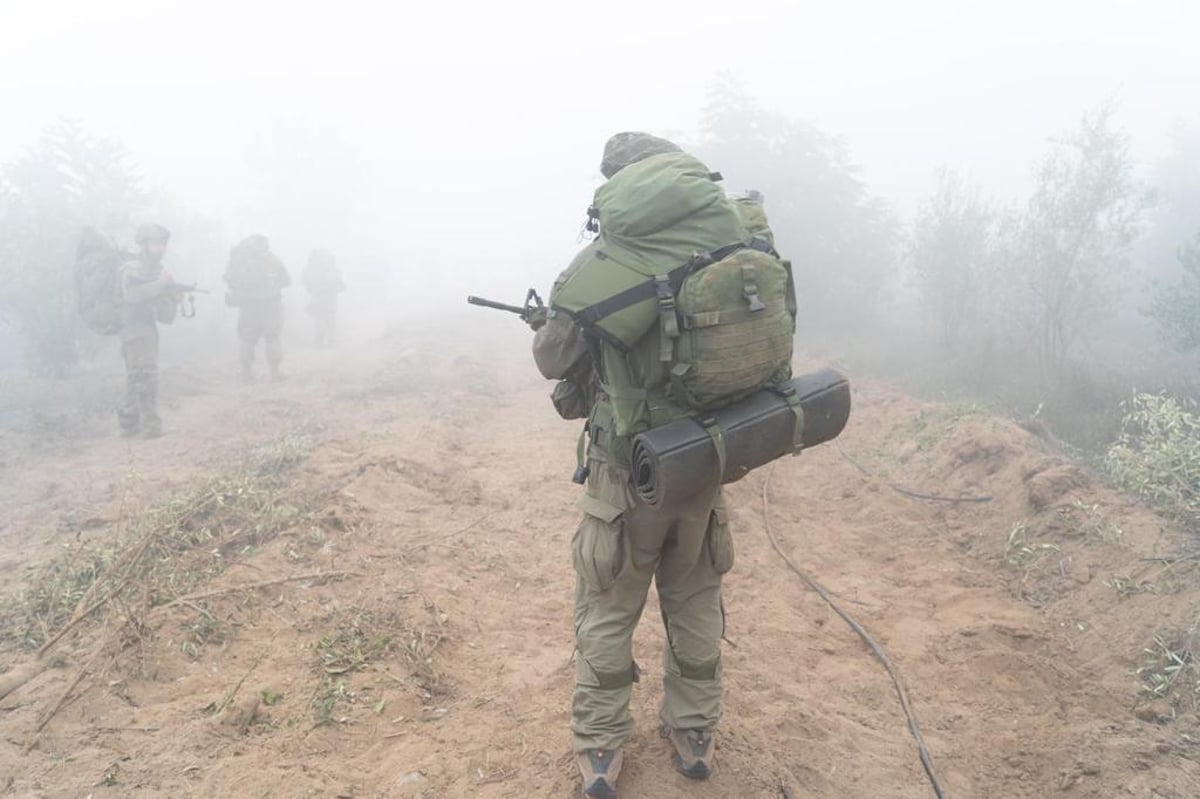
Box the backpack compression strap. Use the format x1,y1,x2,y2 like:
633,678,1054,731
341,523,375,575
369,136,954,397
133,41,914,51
565,238,777,347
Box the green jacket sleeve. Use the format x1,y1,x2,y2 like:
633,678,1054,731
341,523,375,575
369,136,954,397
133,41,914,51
532,312,589,380
532,242,598,380
121,263,171,304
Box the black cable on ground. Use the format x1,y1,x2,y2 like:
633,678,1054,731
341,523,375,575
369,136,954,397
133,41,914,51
761,462,949,799
835,443,993,504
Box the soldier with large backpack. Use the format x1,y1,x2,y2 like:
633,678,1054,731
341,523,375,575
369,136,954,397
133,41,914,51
116,223,178,438
224,234,290,382
532,133,796,798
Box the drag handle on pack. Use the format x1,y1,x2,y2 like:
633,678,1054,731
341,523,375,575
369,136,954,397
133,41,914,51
467,289,544,322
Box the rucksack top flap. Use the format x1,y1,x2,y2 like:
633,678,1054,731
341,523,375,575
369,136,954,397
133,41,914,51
595,152,729,239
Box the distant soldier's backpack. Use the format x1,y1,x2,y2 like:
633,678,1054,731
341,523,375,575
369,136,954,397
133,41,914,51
74,227,125,335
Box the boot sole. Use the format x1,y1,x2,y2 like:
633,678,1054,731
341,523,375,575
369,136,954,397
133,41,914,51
582,777,618,799
673,753,711,780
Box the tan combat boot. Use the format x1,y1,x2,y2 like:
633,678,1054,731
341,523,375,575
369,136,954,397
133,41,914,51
577,748,622,798
662,726,715,780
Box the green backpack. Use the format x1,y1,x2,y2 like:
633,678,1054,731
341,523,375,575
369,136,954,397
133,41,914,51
553,153,795,416
75,227,126,335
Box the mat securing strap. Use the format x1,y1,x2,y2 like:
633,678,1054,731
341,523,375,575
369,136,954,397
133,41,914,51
699,416,727,478
771,385,805,454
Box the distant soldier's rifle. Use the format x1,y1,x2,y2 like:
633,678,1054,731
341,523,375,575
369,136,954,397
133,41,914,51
167,283,209,318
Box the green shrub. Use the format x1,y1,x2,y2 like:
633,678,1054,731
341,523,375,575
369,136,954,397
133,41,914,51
1106,392,1200,531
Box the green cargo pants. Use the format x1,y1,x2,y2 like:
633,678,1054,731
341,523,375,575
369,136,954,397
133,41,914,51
237,300,284,374
570,461,733,753
119,328,160,434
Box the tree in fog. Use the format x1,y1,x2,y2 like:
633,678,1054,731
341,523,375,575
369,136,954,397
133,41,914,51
910,168,994,346
1141,121,1200,354
1147,232,1200,353
998,103,1148,377
1142,120,1200,284
0,120,144,374
699,76,896,327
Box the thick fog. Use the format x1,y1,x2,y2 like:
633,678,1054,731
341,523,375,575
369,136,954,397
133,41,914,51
1,0,1198,450
3,1,1195,280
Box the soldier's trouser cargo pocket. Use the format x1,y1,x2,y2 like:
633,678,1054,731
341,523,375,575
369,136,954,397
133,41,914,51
706,502,734,575
572,495,627,592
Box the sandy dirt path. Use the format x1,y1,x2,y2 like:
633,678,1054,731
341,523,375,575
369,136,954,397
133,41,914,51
1,331,1198,797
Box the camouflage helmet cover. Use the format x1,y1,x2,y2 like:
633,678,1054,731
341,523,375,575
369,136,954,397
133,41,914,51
599,132,682,179
135,223,170,244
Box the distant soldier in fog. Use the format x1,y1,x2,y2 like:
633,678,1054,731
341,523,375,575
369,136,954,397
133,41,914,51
224,234,290,382
302,248,346,347
118,223,177,438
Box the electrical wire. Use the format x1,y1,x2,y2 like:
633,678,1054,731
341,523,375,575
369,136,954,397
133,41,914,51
835,443,993,504
761,462,949,799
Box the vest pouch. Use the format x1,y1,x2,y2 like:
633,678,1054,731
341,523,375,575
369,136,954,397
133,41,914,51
672,248,794,410
551,379,588,420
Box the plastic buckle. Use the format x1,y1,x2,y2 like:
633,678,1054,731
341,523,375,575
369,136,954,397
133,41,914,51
654,276,675,310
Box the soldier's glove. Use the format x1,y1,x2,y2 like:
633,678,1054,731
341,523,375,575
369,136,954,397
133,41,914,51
525,306,549,332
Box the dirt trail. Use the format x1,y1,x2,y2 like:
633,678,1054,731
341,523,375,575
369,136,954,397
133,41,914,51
1,333,1199,798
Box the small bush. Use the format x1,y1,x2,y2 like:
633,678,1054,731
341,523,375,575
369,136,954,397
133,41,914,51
1105,392,1200,532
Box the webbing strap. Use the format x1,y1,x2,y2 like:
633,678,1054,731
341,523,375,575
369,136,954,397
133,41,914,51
575,425,589,471
654,274,678,362
700,416,727,478
683,300,787,329
598,383,648,402
774,385,805,454
742,262,766,312
569,238,775,328
574,261,687,327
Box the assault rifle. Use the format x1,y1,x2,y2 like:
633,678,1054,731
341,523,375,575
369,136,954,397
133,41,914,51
467,289,544,323
167,282,209,318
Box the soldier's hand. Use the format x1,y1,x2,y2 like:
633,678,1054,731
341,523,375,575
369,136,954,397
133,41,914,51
525,305,549,332
161,272,175,285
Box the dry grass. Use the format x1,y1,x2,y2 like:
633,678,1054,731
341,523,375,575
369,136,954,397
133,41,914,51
1138,624,1200,712
0,432,316,658
310,599,447,726
311,608,398,726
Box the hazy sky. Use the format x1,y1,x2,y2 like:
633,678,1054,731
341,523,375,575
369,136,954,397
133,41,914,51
1,0,1197,295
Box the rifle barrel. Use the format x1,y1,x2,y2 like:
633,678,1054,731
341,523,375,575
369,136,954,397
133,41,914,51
467,296,524,315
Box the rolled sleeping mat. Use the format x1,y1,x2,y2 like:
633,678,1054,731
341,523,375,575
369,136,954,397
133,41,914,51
631,368,851,509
